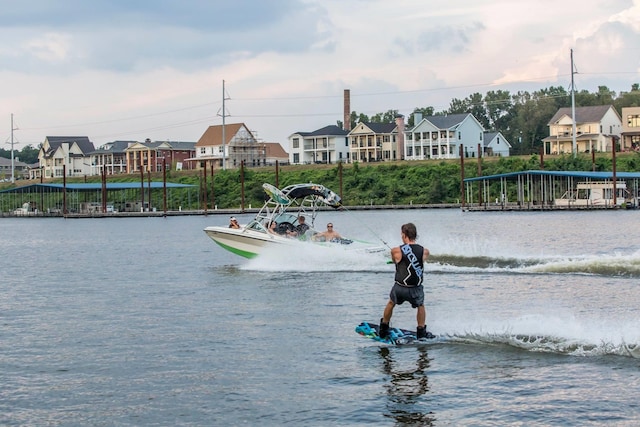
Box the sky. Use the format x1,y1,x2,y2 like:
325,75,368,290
1,0,639,151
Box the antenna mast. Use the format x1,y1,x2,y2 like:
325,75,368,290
570,49,577,157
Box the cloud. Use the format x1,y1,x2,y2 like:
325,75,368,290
0,0,326,73
24,32,71,62
407,22,486,54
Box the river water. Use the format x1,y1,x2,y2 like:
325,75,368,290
1,209,640,426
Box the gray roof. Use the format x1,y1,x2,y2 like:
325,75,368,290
0,157,29,167
294,125,348,137
424,113,470,130
45,136,95,155
483,131,498,147
89,140,195,155
547,105,614,125
361,122,397,133
90,140,134,155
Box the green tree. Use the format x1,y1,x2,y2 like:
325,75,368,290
407,106,435,126
370,109,400,123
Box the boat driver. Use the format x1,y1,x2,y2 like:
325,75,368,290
287,215,309,237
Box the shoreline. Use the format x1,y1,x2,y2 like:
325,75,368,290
2,202,632,218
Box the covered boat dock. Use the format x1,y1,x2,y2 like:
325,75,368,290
0,182,197,217
463,170,640,211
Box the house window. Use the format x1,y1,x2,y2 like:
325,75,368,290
628,115,640,128
293,153,299,163
292,138,299,149
200,147,206,154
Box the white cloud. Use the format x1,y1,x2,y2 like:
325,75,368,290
24,32,72,62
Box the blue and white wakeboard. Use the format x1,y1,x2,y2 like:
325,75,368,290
355,321,437,346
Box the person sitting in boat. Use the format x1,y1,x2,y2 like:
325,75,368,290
229,216,240,229
312,223,343,242
267,221,278,235
287,215,310,238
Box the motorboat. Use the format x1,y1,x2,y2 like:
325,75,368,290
203,183,386,259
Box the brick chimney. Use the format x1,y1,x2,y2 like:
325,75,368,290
343,89,351,131
395,115,405,161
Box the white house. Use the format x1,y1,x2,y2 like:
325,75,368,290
289,125,350,164
543,105,622,154
348,120,401,163
38,136,96,178
404,113,488,159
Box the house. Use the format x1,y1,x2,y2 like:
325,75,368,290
404,113,487,160
348,117,404,163
543,105,622,155
288,125,349,165
89,140,134,175
38,136,96,178
263,142,289,166
124,139,196,173
0,156,30,181
620,106,640,152
483,131,512,157
193,123,265,169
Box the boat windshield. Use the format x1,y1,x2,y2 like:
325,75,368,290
246,220,267,233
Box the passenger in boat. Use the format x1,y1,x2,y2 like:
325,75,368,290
378,223,430,340
312,223,343,242
287,215,309,237
229,216,240,229
267,221,278,234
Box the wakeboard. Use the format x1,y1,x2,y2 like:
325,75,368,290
355,321,436,346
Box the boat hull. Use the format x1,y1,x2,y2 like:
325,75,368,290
203,226,290,258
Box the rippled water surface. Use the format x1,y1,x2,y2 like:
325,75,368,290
2,209,640,426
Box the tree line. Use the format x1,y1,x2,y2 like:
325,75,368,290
0,145,40,164
338,84,640,156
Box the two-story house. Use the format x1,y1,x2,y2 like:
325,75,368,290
124,139,196,173
89,140,133,175
348,118,402,163
405,113,489,159
38,136,96,178
288,125,350,165
620,107,640,152
543,105,622,155
194,123,265,169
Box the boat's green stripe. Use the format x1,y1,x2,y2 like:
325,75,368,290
214,240,258,259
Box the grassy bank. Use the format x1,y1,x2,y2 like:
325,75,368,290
3,152,640,209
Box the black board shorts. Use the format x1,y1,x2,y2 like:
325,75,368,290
389,283,424,308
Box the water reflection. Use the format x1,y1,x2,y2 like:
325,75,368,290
379,346,435,425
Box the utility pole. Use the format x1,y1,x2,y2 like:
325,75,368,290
570,49,577,157
218,80,231,170
10,114,17,183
